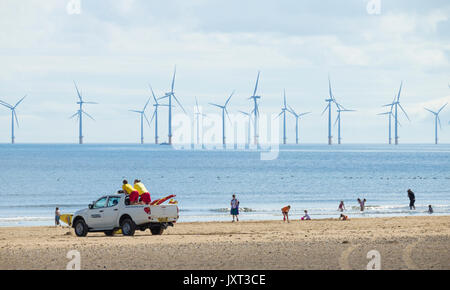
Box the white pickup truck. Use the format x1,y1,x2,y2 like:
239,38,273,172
72,194,179,237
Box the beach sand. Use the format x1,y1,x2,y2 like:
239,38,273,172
0,216,448,270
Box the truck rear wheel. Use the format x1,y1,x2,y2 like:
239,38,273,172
121,218,136,236
150,224,164,235
74,219,88,237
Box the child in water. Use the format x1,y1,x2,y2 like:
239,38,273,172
428,205,433,214
338,201,346,212
357,198,367,212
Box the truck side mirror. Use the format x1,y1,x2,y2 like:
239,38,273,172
88,204,93,209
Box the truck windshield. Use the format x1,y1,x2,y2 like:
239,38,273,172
93,197,107,209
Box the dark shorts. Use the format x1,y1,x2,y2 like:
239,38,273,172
129,191,140,203
409,200,415,207
141,192,151,204
231,208,239,216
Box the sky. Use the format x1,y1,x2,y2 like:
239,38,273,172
0,0,449,144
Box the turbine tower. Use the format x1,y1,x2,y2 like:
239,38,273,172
384,82,410,145
275,89,289,144
159,66,186,145
249,71,261,145
71,82,97,144
209,91,234,146
322,76,339,145
194,97,207,146
335,105,356,145
129,98,151,144
287,105,311,144
0,96,26,144
239,110,252,149
377,95,396,144
424,103,447,144
149,85,168,144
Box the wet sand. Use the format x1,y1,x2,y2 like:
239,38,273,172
0,216,448,270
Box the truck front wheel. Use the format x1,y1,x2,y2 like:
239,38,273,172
121,218,136,236
74,219,88,237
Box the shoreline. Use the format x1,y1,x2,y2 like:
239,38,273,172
1,213,447,228
0,215,449,270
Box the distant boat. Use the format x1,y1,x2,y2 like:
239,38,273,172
160,142,170,146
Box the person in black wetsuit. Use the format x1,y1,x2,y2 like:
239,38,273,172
407,189,416,210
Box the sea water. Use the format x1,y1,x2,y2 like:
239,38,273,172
0,144,449,226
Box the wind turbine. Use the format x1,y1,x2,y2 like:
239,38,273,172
287,105,311,144
335,105,356,145
239,110,252,148
275,89,289,144
0,96,26,144
377,95,397,144
159,66,186,145
70,82,97,144
210,91,234,146
249,71,261,145
322,76,339,145
129,98,151,144
148,85,168,144
194,97,207,146
383,82,410,145
424,103,447,144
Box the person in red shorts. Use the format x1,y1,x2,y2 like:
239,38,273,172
134,179,151,205
119,179,140,205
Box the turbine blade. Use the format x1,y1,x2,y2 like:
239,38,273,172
398,103,410,121
396,81,403,102
225,90,234,107
82,111,95,121
438,116,442,130
144,113,151,128
69,112,79,119
73,81,82,101
424,108,436,115
253,71,260,96
129,110,141,113
172,94,186,114
171,66,176,93
438,103,448,114
321,104,329,116
13,111,19,128
299,112,311,117
275,111,283,119
0,100,13,109
143,98,151,111
149,109,156,124
14,95,27,108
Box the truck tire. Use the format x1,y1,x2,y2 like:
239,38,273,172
74,219,88,237
121,218,136,236
104,230,114,236
150,224,164,235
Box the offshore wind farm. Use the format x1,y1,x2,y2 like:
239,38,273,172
0,71,449,146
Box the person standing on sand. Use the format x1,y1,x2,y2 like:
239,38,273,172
231,194,240,222
338,201,346,212
408,189,416,210
357,198,366,212
55,207,61,226
281,205,291,223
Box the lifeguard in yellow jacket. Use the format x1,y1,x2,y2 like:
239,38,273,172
134,179,151,205
121,180,140,205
